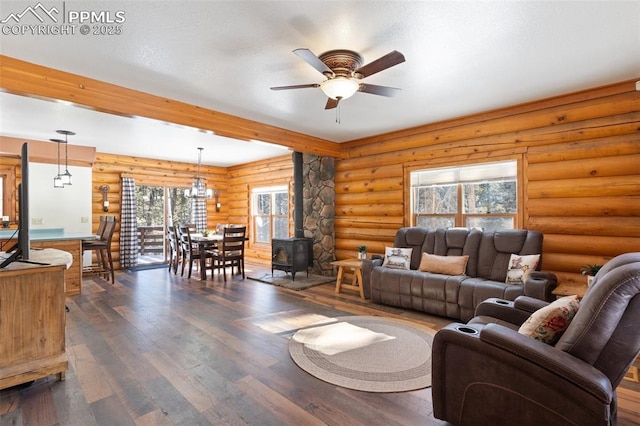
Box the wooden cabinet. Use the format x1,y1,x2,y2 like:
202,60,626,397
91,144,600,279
0,265,68,390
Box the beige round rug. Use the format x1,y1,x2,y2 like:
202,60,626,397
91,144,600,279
288,316,435,392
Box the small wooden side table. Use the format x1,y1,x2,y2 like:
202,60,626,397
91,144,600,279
552,282,587,298
331,258,365,299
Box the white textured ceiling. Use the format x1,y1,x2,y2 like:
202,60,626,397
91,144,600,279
1,0,639,166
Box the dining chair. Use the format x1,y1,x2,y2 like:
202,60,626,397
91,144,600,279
178,224,212,279
211,226,246,282
167,225,179,274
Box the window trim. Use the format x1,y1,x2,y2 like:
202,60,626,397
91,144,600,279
0,166,17,221
404,156,524,229
250,183,290,245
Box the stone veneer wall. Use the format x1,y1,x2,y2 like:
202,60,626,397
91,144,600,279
302,154,335,276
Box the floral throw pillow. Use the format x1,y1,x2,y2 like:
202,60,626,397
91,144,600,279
518,295,580,344
505,254,540,285
382,247,413,270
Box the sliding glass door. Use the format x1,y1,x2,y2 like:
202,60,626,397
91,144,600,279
135,185,191,266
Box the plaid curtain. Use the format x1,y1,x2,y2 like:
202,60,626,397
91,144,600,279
190,182,208,232
120,177,138,268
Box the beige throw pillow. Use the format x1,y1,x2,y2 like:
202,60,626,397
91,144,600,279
382,247,413,270
505,254,540,285
418,253,469,275
518,295,580,344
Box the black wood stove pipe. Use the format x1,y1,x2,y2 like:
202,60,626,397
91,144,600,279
293,152,304,239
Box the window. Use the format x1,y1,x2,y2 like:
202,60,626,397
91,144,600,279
252,185,289,243
0,166,16,222
0,176,3,217
410,161,517,230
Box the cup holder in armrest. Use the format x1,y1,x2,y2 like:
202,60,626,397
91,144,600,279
456,326,479,335
494,299,510,305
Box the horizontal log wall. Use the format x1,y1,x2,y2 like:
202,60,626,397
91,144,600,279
2,56,638,290
92,153,229,269
337,79,640,286
227,154,293,266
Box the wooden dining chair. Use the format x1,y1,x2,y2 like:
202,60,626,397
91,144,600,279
211,226,246,282
178,224,212,279
167,225,179,274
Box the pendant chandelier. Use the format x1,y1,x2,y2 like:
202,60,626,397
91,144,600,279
50,130,74,188
184,147,213,199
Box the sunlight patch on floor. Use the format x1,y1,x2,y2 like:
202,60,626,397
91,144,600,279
246,309,335,334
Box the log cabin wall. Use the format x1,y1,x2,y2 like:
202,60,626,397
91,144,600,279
92,153,229,269
227,154,294,266
336,79,640,286
1,58,638,288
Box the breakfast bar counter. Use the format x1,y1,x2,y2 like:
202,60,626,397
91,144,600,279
0,228,96,295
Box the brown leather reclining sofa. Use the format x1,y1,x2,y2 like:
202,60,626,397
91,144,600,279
362,227,558,321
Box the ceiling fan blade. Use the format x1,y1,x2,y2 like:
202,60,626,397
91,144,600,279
293,48,334,76
270,83,320,91
358,83,401,97
325,97,339,110
354,50,405,78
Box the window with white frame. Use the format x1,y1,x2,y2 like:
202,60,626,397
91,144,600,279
252,185,289,243
0,176,4,217
410,161,518,231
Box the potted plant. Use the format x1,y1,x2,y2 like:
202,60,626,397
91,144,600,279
581,264,602,287
357,245,367,260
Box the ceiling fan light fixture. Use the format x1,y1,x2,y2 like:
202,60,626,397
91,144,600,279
320,77,359,100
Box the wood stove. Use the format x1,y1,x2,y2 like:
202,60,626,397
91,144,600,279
271,238,312,281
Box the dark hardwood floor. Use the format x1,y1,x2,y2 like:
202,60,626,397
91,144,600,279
1,262,638,425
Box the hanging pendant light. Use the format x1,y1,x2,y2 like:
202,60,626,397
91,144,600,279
56,130,74,185
50,130,74,187
50,136,65,188
184,147,213,199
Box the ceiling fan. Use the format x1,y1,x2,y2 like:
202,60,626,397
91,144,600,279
271,48,405,109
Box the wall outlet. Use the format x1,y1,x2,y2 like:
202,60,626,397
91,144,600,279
81,216,90,223
32,218,44,225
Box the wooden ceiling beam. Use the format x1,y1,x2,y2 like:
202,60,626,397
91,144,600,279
0,55,342,158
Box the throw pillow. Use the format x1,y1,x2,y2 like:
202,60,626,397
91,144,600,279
382,247,413,270
505,254,540,285
418,253,469,275
518,295,580,344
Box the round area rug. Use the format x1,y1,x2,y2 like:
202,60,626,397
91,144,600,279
288,316,435,393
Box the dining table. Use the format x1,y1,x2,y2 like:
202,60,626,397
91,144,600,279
190,234,222,280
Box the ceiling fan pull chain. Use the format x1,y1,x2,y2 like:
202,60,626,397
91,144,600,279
336,97,342,123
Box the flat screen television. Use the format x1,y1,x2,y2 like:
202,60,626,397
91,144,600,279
0,142,30,268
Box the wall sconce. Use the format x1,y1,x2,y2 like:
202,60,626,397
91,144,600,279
99,185,110,212
214,191,221,212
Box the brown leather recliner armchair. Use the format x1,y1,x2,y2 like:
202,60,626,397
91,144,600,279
432,252,640,425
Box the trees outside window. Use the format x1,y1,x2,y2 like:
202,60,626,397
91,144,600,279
135,185,192,265
411,161,517,231
252,186,288,243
